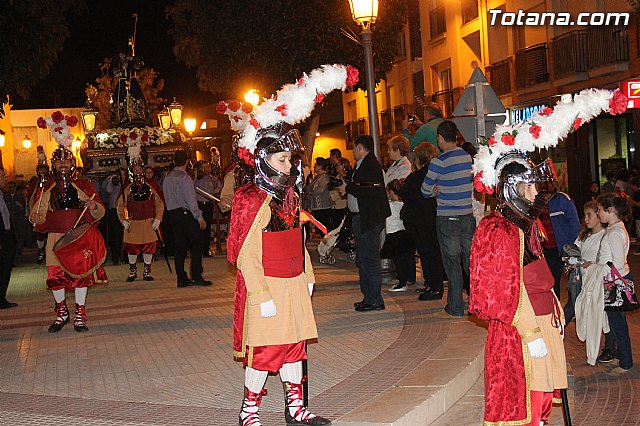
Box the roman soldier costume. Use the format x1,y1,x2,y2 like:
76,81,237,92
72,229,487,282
469,88,628,425
223,64,358,426
116,137,164,281
31,111,108,333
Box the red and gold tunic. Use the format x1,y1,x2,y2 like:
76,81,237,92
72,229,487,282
29,178,107,290
469,212,566,425
116,182,164,254
227,183,317,372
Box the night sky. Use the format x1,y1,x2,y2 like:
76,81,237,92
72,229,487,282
18,0,215,110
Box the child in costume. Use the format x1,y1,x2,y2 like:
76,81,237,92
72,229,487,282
470,88,627,425
223,64,358,426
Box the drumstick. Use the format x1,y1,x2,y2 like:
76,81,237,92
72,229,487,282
73,193,96,229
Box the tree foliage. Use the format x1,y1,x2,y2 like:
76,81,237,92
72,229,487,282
0,0,86,100
85,67,166,130
167,0,407,97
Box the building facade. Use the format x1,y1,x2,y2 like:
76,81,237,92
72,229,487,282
342,0,640,210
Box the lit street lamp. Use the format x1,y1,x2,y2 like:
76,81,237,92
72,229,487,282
22,135,32,150
157,109,171,130
244,89,260,106
184,118,197,161
347,0,381,159
168,98,183,128
81,100,98,136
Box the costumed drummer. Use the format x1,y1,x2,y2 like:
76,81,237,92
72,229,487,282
116,136,164,282
30,111,108,333
224,64,358,426
469,88,628,425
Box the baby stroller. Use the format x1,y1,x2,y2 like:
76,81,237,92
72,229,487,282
317,213,356,264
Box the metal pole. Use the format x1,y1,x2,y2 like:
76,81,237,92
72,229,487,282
361,29,381,160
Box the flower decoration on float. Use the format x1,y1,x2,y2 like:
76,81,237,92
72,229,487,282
93,126,185,149
473,88,628,194
36,111,78,150
216,64,359,163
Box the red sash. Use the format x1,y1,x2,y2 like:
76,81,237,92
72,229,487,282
523,258,555,315
262,228,303,278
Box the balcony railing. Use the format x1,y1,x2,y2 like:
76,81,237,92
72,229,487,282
514,43,549,90
432,90,454,118
551,30,588,77
486,58,512,96
587,24,628,69
345,118,369,147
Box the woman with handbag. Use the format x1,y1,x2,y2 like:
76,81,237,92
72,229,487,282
594,192,634,374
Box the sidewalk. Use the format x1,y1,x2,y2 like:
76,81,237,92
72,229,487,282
0,244,637,425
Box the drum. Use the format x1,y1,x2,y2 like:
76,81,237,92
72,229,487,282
53,222,106,278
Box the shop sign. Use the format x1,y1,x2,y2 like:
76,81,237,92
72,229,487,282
510,104,547,124
622,80,640,109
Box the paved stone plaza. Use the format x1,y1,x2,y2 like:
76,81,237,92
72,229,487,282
0,244,638,425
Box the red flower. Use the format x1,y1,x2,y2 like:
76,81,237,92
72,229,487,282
238,147,254,164
141,133,149,142
487,136,496,146
539,107,554,116
51,111,64,124
54,126,63,134
346,65,359,88
529,125,541,139
129,132,137,140
315,93,325,103
232,115,240,122
242,103,253,114
37,117,47,129
120,134,128,144
215,101,227,115
228,100,241,112
473,172,494,195
572,118,582,130
66,116,78,127
249,118,260,129
501,133,516,146
609,89,628,115
276,104,287,116
297,78,305,85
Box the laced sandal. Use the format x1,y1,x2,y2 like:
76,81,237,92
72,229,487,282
143,264,154,281
126,264,137,282
239,388,267,426
37,249,45,264
73,303,89,332
48,301,69,333
283,380,331,425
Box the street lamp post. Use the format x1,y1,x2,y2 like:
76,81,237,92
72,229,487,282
348,0,380,159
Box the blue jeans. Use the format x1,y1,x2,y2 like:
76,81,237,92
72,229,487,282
603,272,634,370
352,215,384,306
436,214,476,316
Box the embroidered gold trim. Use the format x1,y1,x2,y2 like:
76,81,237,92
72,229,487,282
482,339,533,426
247,345,254,367
520,327,541,340
247,288,269,297
237,195,272,269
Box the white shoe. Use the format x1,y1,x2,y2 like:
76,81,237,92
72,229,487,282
388,283,408,292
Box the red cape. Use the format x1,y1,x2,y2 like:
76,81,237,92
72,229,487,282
227,183,268,357
469,213,530,424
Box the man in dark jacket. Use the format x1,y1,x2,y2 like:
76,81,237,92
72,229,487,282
345,135,391,311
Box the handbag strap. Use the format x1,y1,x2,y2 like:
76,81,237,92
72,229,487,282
595,230,606,264
607,263,638,304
